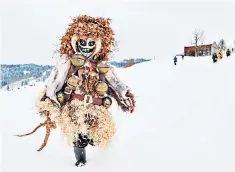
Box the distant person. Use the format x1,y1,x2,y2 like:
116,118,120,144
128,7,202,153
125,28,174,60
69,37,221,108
174,56,177,65
212,53,218,63
226,49,231,57
232,48,234,52
218,49,223,59
182,55,184,60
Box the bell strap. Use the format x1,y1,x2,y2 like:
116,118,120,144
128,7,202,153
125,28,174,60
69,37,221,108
65,65,79,83
99,73,106,82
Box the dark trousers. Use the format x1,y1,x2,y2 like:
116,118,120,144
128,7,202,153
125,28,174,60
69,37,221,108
74,147,86,163
174,62,177,65
73,133,94,164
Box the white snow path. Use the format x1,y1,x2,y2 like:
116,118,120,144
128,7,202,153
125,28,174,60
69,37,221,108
0,55,235,172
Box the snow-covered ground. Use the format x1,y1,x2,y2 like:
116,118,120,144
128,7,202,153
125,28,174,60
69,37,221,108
1,55,235,172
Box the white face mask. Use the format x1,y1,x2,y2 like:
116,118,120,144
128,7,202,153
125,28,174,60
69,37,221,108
77,38,96,58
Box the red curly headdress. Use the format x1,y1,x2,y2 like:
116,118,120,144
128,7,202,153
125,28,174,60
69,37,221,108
60,15,115,61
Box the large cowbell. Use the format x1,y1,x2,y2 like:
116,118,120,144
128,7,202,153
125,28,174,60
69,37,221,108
70,54,86,67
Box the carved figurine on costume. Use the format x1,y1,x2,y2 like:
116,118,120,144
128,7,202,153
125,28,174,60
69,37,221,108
32,15,135,167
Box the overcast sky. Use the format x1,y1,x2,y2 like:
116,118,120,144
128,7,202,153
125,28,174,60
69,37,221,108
0,0,235,65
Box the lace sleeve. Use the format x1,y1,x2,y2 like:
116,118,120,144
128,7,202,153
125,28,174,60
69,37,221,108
105,65,128,97
45,56,71,106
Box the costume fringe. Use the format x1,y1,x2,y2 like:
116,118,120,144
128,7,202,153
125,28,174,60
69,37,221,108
35,87,60,116
35,87,116,149
58,100,116,149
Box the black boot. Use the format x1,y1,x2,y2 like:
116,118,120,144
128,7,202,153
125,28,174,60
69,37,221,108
73,134,89,167
73,133,96,166
74,147,87,167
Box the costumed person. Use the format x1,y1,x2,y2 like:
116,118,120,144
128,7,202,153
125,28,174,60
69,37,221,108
212,53,218,63
218,49,223,59
226,49,231,57
18,15,136,167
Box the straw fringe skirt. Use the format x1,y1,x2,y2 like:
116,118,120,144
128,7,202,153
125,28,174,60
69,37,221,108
36,87,116,149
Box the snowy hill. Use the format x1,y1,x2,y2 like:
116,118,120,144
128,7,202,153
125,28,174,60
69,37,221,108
0,64,52,87
1,55,235,172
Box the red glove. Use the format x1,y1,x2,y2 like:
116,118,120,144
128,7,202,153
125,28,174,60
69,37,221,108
125,90,135,113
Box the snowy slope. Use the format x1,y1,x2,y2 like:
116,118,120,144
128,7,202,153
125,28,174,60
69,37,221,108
1,55,235,172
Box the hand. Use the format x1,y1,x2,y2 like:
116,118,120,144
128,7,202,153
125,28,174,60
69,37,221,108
124,90,135,113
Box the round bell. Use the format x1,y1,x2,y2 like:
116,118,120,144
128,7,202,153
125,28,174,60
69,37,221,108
97,61,110,74
70,54,86,67
102,97,112,108
95,81,108,96
67,75,81,90
56,91,65,105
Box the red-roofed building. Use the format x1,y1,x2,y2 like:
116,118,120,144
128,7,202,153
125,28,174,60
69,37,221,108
184,42,219,57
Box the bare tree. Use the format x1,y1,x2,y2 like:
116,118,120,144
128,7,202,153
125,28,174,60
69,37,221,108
218,39,226,51
191,29,205,57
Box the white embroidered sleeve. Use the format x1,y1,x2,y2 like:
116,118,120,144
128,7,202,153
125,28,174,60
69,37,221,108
105,65,129,97
45,56,71,107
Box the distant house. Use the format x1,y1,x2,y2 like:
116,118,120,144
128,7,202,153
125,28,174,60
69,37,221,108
184,42,219,57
